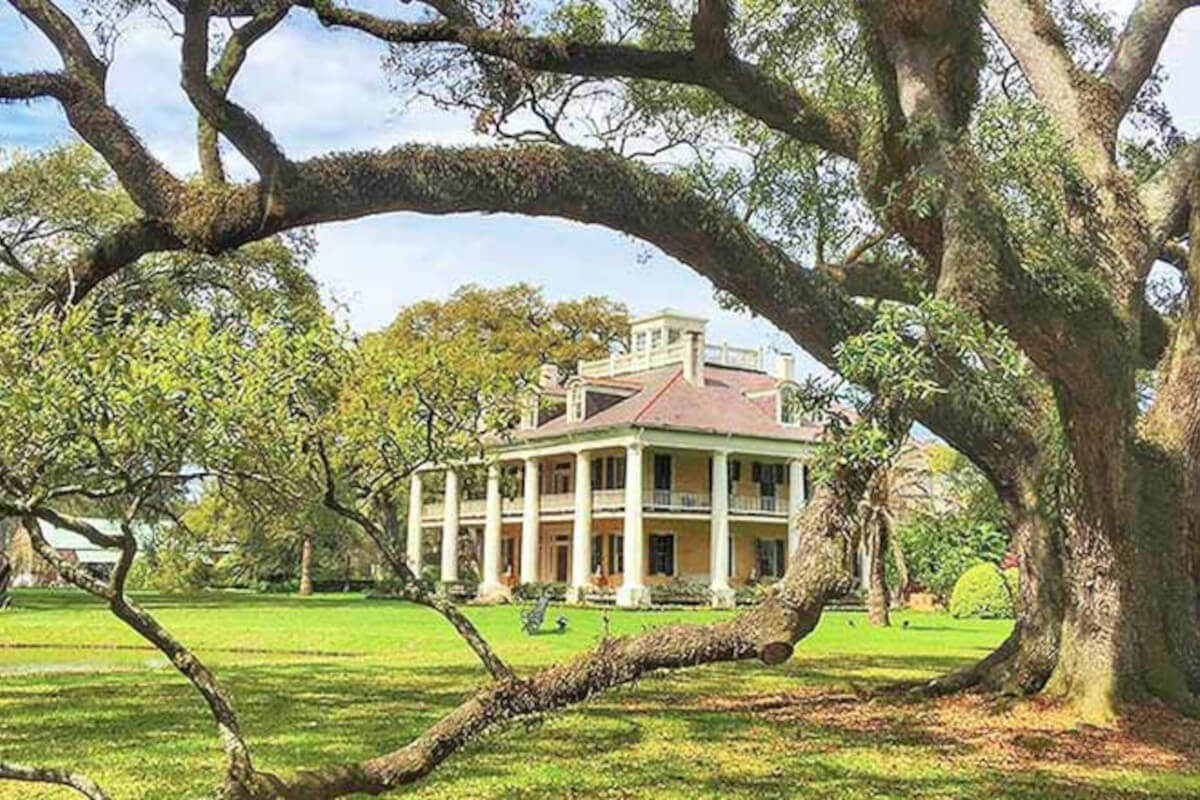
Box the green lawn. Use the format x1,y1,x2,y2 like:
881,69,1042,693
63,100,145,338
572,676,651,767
0,590,1196,799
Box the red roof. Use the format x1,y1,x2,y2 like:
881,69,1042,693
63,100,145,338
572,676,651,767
508,364,822,443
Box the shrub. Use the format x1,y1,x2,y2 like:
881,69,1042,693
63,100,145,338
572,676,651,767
512,582,567,602
897,516,1009,600
122,557,156,591
258,578,299,594
648,579,710,606
124,550,216,593
949,564,1018,619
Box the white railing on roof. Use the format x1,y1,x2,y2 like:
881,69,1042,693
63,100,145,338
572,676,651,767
578,342,687,378
579,340,764,378
704,343,764,371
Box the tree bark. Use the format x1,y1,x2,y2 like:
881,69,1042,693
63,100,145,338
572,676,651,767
866,522,890,627
299,535,314,597
0,551,11,610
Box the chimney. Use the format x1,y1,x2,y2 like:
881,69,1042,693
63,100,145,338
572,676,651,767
539,363,561,388
775,353,795,382
683,331,705,386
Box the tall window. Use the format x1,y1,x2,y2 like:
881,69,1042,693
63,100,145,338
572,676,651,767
649,534,675,575
591,535,604,574
591,456,626,491
602,455,626,490
650,329,663,349
756,538,786,580
501,537,516,575
608,533,624,574
552,462,572,494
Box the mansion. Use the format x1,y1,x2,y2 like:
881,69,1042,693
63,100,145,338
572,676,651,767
406,310,822,608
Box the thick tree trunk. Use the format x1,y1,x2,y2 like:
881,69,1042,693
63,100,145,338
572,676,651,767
867,523,890,627
1040,453,1199,719
0,551,11,610
299,536,314,597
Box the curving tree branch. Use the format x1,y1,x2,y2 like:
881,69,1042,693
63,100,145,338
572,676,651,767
984,0,1116,176
1139,139,1200,253
0,70,74,100
181,0,293,182
17,513,268,795
251,475,876,799
198,1,291,183
313,441,515,682
6,0,182,216
1103,0,1200,118
0,762,111,800
294,0,860,160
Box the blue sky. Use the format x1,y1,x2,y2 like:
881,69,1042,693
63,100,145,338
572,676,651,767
3,1,1198,381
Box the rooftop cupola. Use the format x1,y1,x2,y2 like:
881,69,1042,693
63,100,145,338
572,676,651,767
629,309,708,355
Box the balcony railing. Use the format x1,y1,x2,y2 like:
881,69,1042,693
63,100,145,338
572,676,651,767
592,488,626,511
539,492,574,513
729,494,786,516
644,489,711,513
420,491,789,522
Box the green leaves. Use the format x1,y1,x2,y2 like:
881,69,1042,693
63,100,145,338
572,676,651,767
836,297,1031,435
0,298,347,508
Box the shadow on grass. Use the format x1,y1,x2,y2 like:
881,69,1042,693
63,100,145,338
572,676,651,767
3,654,1198,799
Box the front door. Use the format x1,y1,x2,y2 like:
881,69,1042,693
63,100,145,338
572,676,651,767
761,478,776,512
554,537,570,582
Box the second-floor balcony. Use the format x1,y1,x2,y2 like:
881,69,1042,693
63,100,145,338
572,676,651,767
421,489,789,523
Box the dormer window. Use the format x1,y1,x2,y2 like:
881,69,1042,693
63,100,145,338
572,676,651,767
649,329,663,349
567,381,585,422
633,331,647,352
519,394,538,430
778,384,804,426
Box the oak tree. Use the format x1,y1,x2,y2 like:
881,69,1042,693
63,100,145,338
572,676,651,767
4,0,1200,794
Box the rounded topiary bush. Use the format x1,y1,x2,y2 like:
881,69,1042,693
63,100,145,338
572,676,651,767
949,564,1018,619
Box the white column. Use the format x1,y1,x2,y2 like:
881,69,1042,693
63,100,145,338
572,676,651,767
617,443,649,608
710,451,735,608
788,459,806,558
569,450,593,603
479,462,507,599
406,471,423,575
520,457,540,584
440,469,459,584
